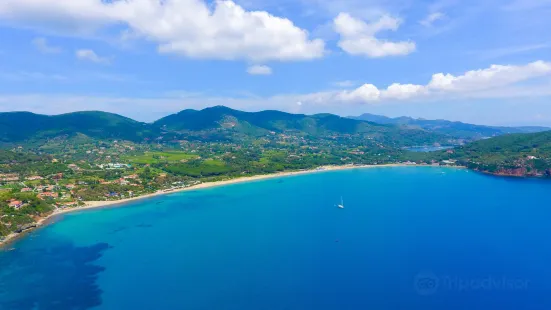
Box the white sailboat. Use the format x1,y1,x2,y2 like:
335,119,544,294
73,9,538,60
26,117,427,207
337,196,344,209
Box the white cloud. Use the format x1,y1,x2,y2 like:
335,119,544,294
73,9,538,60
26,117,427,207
419,12,446,27
333,83,428,102
337,84,381,101
31,37,62,54
76,49,110,64
0,0,325,62
334,13,415,58
383,83,428,99
427,61,551,92
328,60,551,103
247,65,273,75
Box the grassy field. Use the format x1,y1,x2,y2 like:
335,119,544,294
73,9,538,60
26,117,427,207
202,159,225,166
123,151,198,164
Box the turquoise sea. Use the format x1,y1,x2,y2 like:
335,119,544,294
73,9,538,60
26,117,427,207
1,167,551,309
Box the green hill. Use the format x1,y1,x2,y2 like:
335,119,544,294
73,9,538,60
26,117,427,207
431,130,551,176
156,106,333,133
0,111,159,144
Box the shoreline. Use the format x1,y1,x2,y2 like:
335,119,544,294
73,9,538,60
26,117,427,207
0,163,455,248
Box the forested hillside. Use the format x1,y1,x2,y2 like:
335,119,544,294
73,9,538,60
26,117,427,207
428,131,551,176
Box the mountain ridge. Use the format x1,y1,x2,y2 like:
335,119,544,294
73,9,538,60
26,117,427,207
4,106,549,150
153,105,449,146
349,112,550,140
0,106,450,148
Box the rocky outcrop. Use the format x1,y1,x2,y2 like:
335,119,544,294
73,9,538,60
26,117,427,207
15,223,37,234
479,167,549,178
494,167,528,177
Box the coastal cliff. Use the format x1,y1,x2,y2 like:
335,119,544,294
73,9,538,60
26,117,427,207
473,167,551,178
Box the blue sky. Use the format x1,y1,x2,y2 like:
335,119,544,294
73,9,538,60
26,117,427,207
0,0,551,126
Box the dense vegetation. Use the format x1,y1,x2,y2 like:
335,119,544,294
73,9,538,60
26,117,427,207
0,150,44,164
425,131,551,176
0,191,54,238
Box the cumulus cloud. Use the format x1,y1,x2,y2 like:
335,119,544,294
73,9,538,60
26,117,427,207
334,13,415,58
337,84,381,101
31,37,62,54
247,65,272,75
332,60,551,103
0,0,325,62
76,49,110,64
420,12,446,27
383,83,428,99
427,61,551,92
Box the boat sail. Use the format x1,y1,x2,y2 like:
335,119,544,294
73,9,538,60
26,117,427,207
337,197,344,209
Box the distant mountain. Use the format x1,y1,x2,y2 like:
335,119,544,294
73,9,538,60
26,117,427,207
155,106,449,146
492,126,551,134
350,113,550,140
0,111,159,144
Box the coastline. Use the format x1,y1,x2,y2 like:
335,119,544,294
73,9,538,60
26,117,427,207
0,163,454,248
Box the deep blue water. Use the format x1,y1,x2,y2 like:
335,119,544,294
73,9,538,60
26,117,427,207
1,167,551,310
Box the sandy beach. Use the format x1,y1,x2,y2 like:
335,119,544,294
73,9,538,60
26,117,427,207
0,163,443,248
